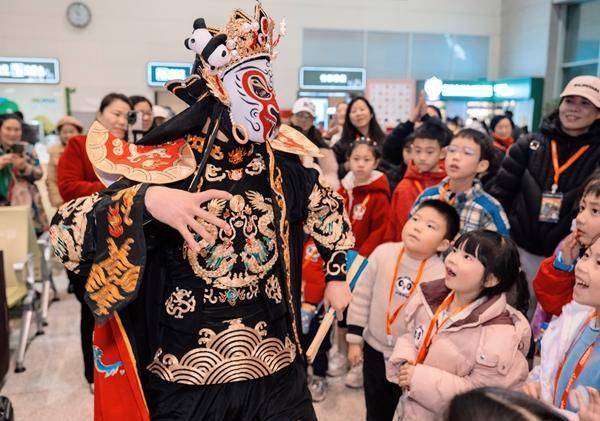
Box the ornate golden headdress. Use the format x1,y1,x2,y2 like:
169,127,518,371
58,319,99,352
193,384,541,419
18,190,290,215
218,2,284,73
180,1,286,105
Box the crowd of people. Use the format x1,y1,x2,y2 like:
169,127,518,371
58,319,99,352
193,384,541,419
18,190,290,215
296,74,600,420
1,72,600,420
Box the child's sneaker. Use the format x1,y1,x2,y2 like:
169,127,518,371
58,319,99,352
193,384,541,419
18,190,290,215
308,375,328,402
344,364,363,389
326,351,349,377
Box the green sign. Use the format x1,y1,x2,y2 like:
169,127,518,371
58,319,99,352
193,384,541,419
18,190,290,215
300,67,366,91
0,57,59,84
147,62,192,87
435,79,536,101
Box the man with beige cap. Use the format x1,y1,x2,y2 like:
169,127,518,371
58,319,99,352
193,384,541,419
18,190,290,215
46,115,84,207
490,75,600,312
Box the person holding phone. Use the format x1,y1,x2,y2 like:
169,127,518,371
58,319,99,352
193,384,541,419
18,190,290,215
0,113,49,235
129,95,154,134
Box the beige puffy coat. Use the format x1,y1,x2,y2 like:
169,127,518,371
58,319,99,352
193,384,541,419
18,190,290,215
387,278,531,420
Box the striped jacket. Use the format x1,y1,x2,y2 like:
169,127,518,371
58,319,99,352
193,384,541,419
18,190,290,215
413,177,510,237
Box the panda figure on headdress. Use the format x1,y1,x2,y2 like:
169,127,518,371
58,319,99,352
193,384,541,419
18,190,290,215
184,18,231,74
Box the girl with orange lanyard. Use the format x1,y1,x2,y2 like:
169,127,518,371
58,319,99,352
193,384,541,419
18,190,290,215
386,230,531,421
523,236,600,420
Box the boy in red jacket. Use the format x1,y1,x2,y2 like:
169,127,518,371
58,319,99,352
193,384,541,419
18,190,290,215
384,121,449,243
302,138,390,399
534,174,600,316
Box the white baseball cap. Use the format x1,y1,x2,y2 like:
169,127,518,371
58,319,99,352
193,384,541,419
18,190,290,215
560,75,600,108
153,105,171,120
292,98,316,117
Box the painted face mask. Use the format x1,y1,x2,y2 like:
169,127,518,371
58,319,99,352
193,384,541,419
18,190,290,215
222,57,280,143
183,3,285,144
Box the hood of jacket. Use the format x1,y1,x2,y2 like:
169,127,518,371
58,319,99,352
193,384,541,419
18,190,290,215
341,170,390,197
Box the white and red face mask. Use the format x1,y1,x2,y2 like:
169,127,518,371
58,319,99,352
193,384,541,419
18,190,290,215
222,56,280,143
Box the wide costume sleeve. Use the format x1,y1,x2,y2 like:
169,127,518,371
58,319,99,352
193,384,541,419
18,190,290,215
304,176,355,283
49,178,152,322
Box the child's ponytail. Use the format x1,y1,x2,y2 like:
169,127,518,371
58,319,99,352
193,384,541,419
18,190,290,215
508,269,530,317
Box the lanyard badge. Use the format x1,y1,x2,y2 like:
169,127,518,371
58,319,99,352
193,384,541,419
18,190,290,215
539,191,563,223
539,140,589,224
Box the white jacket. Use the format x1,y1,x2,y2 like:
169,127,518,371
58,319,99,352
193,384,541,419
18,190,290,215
528,300,596,403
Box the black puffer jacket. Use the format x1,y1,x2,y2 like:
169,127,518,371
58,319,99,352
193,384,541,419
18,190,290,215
490,112,600,256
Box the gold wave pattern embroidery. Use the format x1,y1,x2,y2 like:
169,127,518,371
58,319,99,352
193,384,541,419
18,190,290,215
147,319,296,385
86,237,140,317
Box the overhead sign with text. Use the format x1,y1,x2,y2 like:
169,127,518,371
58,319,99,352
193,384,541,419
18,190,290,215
0,57,60,84
300,67,366,91
147,62,193,87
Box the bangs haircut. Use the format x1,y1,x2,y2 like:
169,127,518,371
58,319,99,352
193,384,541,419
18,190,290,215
412,120,451,148
453,230,522,300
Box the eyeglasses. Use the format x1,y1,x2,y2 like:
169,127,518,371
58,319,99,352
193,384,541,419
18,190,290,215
447,144,476,157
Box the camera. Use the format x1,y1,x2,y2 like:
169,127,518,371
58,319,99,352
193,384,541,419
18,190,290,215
11,143,25,155
127,110,145,144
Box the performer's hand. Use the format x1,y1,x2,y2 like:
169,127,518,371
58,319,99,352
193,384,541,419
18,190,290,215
347,343,363,366
323,280,352,321
145,186,232,251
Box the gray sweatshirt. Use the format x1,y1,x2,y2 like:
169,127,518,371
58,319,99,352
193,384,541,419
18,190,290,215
346,241,445,357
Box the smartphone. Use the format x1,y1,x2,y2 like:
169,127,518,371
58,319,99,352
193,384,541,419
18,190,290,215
127,110,145,144
11,143,25,155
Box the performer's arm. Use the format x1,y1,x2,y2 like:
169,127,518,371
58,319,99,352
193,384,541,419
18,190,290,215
50,179,152,321
304,177,355,317
304,177,355,283
50,181,231,321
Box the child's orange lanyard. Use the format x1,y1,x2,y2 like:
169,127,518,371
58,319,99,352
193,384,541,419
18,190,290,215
438,184,456,206
302,194,370,270
553,310,598,409
415,291,470,364
385,247,428,338
550,140,589,193
413,180,424,195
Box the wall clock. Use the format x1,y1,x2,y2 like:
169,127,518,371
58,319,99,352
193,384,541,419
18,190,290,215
67,2,92,28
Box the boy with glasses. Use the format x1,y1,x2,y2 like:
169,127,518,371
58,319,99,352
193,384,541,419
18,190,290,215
411,128,510,236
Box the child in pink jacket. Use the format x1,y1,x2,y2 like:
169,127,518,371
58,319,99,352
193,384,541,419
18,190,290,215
387,230,531,420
